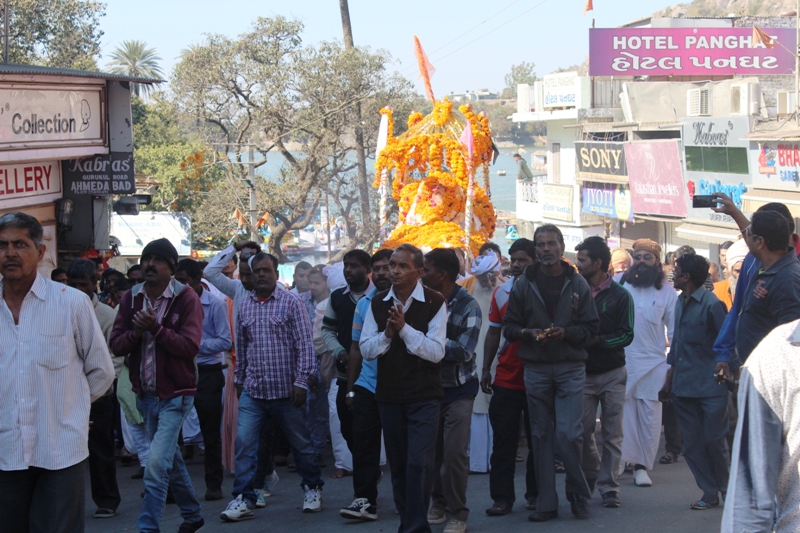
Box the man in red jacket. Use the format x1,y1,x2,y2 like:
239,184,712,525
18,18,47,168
110,238,206,533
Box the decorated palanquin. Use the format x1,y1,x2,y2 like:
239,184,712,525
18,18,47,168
374,100,497,256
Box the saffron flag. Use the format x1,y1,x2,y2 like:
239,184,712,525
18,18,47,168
752,26,776,49
256,210,270,228
413,36,436,102
460,122,474,161
232,208,247,228
583,0,593,16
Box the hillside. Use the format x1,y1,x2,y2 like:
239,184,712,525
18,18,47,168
653,0,798,17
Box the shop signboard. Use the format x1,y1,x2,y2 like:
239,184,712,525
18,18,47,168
62,152,135,195
589,27,796,77
582,182,633,221
111,212,191,257
541,183,574,222
625,140,687,217
559,225,606,251
542,72,579,110
752,143,800,186
0,86,104,148
0,160,62,210
575,141,628,182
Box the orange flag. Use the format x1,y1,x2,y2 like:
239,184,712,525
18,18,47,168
232,208,247,228
752,26,776,49
413,36,436,102
256,210,270,228
583,0,593,16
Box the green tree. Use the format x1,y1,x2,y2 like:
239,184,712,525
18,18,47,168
2,0,105,69
106,40,164,97
171,16,417,262
502,61,538,99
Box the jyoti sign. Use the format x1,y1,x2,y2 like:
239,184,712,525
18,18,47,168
589,28,796,76
582,182,633,221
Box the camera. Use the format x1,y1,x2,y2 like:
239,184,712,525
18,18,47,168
692,195,717,208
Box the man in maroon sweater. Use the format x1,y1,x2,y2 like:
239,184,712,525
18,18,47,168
110,238,206,533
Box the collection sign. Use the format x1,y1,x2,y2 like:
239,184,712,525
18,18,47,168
626,141,687,217
589,28,796,77
541,184,574,222
575,141,628,181
542,72,578,110
0,87,103,147
582,182,633,221
62,152,135,195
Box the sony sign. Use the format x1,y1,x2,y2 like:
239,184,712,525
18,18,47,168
575,141,629,181
0,87,103,147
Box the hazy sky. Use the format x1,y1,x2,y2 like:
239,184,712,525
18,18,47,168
100,0,678,95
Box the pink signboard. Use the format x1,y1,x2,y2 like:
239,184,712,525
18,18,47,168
589,28,796,76
625,141,687,217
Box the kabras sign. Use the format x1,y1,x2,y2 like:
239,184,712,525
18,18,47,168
62,152,135,195
575,142,628,181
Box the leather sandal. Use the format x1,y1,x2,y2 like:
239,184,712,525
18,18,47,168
659,451,679,464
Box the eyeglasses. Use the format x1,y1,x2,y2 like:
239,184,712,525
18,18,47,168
632,253,655,261
742,224,761,241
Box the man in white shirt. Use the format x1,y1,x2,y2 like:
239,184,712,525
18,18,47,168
360,244,448,533
0,212,114,533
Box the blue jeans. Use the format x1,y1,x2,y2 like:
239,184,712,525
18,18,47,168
137,394,202,533
234,390,323,507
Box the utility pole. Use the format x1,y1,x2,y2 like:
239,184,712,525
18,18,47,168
325,190,332,261
248,146,258,242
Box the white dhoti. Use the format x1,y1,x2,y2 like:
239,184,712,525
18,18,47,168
621,397,662,469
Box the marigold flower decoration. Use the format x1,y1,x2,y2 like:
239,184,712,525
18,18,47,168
374,101,496,256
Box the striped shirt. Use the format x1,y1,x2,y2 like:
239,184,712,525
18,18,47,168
235,284,316,400
0,274,115,470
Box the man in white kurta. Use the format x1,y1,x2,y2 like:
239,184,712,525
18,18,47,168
619,239,677,487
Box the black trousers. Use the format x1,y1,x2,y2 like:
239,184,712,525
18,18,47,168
89,393,121,511
195,366,225,491
662,401,683,456
351,386,382,505
0,460,86,533
488,384,537,505
336,378,355,452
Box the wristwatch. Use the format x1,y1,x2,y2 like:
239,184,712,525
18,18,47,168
346,391,355,398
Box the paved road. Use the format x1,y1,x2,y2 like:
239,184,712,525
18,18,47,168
85,437,725,533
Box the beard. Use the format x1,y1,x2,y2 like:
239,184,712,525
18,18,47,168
625,262,664,289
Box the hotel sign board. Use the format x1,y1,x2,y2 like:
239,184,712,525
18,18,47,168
0,86,104,149
589,28,796,76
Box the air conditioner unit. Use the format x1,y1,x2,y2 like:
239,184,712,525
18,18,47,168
777,91,797,116
687,88,711,116
731,83,761,115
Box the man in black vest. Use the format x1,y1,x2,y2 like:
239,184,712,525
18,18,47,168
360,244,448,533
321,250,374,453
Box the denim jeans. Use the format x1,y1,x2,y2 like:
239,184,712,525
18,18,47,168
306,370,330,457
137,394,202,533
233,390,323,507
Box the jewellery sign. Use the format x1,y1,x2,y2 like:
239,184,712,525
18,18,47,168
0,161,61,209
589,28,796,76
625,140,687,217
0,87,104,148
541,184,574,222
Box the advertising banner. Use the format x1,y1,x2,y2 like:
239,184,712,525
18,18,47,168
542,72,579,110
541,184,574,222
625,141,687,217
753,143,800,185
62,152,135,195
582,182,633,221
575,141,628,181
111,212,192,256
0,87,104,147
589,27,796,77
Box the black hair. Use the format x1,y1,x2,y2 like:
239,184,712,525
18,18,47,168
176,258,203,279
720,241,734,250
127,264,142,277
371,248,394,266
395,244,424,269
115,278,130,292
67,259,98,282
479,241,502,258
50,268,67,280
0,211,43,246
675,253,709,288
424,248,460,283
757,202,795,233
674,245,696,261
575,236,611,272
508,238,536,261
294,261,312,273
751,210,790,252
343,249,371,267
230,255,238,266
308,266,327,280
251,252,279,270
534,224,564,245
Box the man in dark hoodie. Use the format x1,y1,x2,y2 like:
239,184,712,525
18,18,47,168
504,224,599,523
574,236,634,509
110,238,205,533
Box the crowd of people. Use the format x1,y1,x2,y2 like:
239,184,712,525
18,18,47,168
2,189,800,533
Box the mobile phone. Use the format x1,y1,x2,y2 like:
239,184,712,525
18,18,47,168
692,195,717,208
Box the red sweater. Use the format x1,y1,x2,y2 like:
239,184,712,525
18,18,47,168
110,280,203,400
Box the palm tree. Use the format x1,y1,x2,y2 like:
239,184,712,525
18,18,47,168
106,40,164,98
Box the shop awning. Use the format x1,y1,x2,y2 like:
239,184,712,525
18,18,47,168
675,223,741,244
741,189,800,218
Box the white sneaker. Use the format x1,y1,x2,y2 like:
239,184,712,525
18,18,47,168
634,469,653,487
255,489,267,508
303,486,322,513
444,518,467,533
263,471,279,496
220,494,254,521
